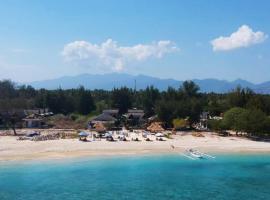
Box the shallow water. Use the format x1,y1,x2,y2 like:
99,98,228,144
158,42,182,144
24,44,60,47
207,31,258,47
0,154,270,200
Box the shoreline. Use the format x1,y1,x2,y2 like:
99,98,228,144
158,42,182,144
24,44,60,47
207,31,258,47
1,151,270,166
1,132,270,164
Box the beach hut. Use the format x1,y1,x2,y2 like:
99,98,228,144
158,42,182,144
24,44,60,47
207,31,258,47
90,113,117,125
125,109,145,128
93,122,107,139
147,122,165,133
94,122,106,133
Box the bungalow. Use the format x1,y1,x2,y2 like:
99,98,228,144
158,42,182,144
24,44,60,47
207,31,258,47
126,109,145,127
102,109,119,118
198,111,210,130
22,114,46,128
24,108,52,117
127,109,145,118
91,113,117,124
22,109,52,128
23,118,43,128
89,112,117,129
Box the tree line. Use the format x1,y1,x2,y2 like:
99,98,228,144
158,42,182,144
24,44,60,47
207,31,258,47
1,79,270,136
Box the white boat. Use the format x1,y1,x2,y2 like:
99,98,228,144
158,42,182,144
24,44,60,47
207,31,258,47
183,148,215,160
186,149,204,159
189,151,203,159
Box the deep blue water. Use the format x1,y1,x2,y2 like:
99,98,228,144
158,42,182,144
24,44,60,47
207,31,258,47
0,154,270,200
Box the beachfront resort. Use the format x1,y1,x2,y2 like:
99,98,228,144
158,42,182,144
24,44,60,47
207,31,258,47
1,107,270,162
1,1,270,199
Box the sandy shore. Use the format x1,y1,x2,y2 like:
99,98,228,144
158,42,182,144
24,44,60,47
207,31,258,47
0,131,270,162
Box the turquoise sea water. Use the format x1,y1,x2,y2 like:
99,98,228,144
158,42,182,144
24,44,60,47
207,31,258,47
0,154,270,200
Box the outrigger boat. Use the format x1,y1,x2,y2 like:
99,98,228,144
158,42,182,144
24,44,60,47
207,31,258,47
186,149,204,159
182,148,215,160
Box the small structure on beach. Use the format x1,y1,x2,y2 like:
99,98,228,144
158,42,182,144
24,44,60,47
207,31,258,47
125,109,145,128
22,113,46,128
147,122,165,133
91,113,117,124
94,122,106,133
21,108,53,128
89,109,119,128
198,111,210,130
24,108,47,115
102,109,119,118
127,109,145,119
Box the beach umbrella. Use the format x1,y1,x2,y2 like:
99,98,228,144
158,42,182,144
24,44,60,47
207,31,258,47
94,122,106,133
79,132,89,137
105,132,112,137
142,131,149,137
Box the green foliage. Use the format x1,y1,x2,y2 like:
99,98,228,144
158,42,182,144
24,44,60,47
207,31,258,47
77,86,95,115
262,117,270,134
227,87,254,108
222,107,247,131
239,109,266,135
111,87,133,114
1,79,270,137
0,80,16,98
141,86,160,117
220,107,269,136
155,100,177,126
172,118,188,130
208,119,226,132
180,81,200,97
155,81,203,127
95,100,109,114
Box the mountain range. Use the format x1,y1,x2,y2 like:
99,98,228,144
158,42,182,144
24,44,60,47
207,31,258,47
26,73,270,94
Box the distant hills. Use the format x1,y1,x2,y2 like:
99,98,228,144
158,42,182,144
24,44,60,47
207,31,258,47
26,73,270,94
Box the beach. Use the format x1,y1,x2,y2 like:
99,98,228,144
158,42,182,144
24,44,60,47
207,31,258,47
0,130,270,162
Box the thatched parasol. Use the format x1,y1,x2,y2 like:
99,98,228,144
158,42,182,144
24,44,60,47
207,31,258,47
94,122,106,133
147,122,165,133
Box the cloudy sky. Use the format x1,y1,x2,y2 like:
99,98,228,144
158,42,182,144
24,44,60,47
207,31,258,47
0,0,269,83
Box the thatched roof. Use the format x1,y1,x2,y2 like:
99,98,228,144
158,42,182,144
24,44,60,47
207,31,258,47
91,113,116,122
103,109,119,115
127,109,145,119
94,122,106,133
147,122,164,132
128,109,144,114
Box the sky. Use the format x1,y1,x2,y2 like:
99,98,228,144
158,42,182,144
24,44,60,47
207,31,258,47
0,0,269,83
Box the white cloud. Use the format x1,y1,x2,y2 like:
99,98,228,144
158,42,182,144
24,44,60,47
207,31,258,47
61,39,178,71
211,25,267,51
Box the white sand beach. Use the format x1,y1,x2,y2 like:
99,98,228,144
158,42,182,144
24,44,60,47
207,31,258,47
0,130,270,162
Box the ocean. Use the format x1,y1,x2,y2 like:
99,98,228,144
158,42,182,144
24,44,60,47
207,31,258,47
0,154,270,200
